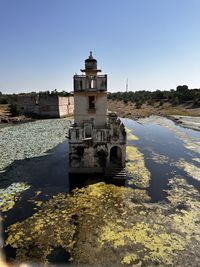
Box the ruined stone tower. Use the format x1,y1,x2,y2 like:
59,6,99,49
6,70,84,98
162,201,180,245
69,52,126,174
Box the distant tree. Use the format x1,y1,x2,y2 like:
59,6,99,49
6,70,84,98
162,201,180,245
147,99,154,105
51,89,58,95
108,87,200,107
9,103,21,116
0,98,8,104
176,85,189,92
152,90,165,100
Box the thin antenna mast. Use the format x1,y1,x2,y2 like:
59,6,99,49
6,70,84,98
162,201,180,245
126,78,128,92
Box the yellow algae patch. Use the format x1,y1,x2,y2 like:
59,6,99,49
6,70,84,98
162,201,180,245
0,183,30,213
99,221,184,265
121,253,138,264
6,193,77,263
126,127,139,141
97,178,200,266
167,177,200,236
176,159,200,181
126,145,150,188
193,158,200,163
150,151,169,164
5,183,141,264
5,179,200,266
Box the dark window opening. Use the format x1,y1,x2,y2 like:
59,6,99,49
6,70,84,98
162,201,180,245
85,126,92,138
110,146,122,166
89,96,95,109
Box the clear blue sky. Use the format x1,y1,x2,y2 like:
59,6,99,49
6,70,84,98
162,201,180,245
1,0,200,93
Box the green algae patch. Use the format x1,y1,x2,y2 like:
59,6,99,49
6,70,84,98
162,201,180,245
126,145,151,188
176,159,200,181
0,183,30,212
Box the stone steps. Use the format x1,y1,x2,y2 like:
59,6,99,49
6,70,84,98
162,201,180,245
105,167,127,180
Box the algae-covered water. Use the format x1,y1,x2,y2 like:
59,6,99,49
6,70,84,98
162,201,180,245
0,116,200,266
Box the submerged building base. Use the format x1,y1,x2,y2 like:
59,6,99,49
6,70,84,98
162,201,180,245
69,167,104,174
69,113,126,173
68,171,126,191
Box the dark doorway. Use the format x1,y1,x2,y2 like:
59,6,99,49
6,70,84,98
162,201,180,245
110,146,122,165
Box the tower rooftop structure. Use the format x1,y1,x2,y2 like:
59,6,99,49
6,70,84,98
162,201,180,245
74,52,107,93
80,51,102,74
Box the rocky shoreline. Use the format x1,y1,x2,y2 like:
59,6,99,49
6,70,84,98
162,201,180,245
0,115,32,124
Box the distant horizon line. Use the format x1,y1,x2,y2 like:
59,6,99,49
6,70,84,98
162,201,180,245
1,85,200,95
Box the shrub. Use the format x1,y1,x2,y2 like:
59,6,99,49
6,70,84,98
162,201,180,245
0,97,8,104
9,103,21,117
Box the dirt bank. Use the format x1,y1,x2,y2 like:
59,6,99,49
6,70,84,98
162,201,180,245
108,100,200,118
108,100,200,130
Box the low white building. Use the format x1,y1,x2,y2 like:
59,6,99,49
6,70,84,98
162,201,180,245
69,52,126,174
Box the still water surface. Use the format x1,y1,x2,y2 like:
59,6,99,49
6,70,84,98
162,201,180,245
123,117,200,202
1,116,200,264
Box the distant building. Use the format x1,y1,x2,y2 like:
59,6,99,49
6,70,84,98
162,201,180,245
69,52,126,174
17,94,74,118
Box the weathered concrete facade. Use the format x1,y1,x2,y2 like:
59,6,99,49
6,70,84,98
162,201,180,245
69,52,126,174
17,95,74,118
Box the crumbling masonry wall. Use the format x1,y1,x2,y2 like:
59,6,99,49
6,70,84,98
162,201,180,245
17,95,74,118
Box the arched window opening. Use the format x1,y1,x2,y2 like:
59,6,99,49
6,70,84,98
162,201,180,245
91,79,94,89
110,146,122,166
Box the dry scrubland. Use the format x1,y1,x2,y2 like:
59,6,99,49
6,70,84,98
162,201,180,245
108,100,200,119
